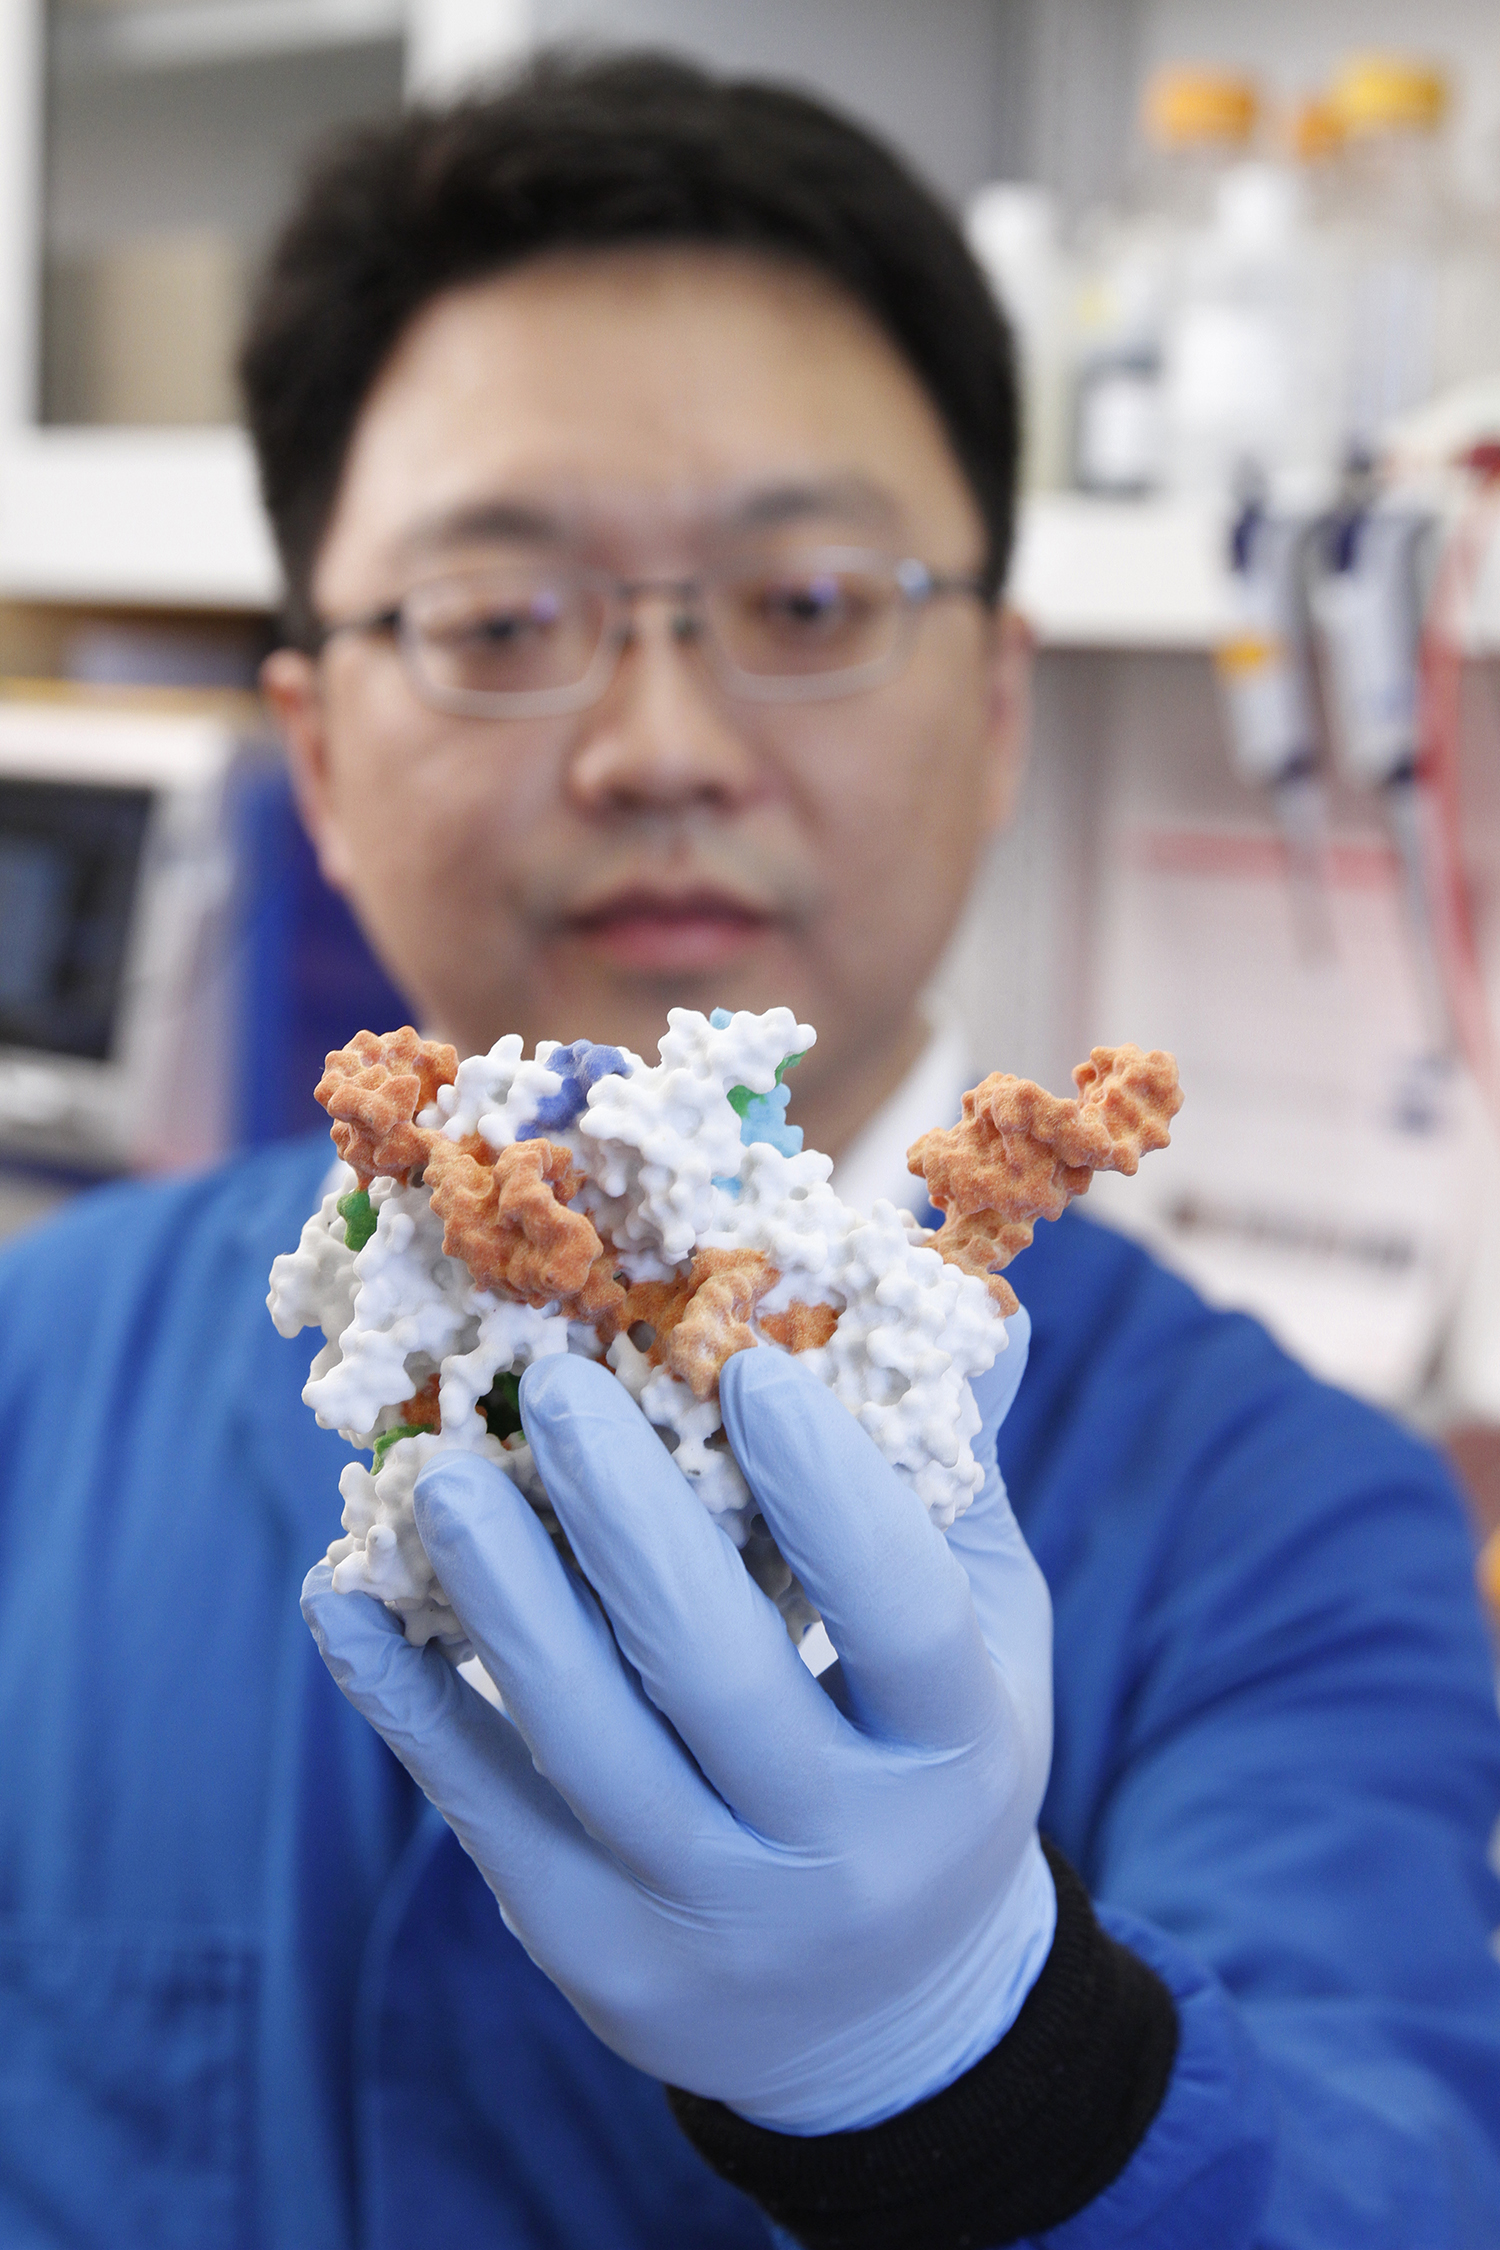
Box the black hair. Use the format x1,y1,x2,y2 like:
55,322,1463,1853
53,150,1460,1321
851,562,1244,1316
240,49,1019,644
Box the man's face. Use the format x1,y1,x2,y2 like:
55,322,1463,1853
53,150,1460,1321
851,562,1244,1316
266,247,1025,1141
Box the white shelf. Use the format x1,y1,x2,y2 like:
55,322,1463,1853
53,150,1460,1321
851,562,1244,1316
1,442,1496,658
0,427,279,608
1011,492,1500,655
0,449,1247,636
1012,495,1237,650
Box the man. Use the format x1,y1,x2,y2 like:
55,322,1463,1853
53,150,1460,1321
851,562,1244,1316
2,52,1498,2250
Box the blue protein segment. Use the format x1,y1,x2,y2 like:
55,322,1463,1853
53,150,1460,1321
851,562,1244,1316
517,1041,629,1138
735,1083,802,1157
711,1005,806,1158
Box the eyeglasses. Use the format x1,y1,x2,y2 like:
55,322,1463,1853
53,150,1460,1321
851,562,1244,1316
314,547,990,717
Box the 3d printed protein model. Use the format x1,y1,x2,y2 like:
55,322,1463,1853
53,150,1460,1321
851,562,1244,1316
269,1008,1182,1652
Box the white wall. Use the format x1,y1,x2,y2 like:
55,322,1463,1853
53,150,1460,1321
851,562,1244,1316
532,0,1016,207
530,0,1148,213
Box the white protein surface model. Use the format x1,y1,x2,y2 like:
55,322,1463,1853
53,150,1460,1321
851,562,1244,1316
268,1005,1011,1654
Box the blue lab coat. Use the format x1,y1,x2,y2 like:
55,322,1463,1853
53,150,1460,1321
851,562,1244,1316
1,1135,1497,2248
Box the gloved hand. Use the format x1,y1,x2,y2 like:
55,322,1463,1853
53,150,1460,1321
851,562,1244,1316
302,1309,1054,2135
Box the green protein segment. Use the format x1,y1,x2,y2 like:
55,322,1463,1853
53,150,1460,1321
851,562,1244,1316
338,1188,378,1253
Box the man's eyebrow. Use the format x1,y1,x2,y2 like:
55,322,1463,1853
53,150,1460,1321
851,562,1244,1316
724,478,902,532
398,499,568,555
393,478,902,559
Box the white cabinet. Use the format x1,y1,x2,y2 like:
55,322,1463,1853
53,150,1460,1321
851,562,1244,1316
0,0,537,610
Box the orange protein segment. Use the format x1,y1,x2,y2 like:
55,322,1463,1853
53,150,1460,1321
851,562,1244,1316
314,1026,458,1187
657,1249,781,1402
907,1044,1183,1310
396,1372,443,1430
758,1300,842,1354
611,1250,783,1401
425,1134,614,1312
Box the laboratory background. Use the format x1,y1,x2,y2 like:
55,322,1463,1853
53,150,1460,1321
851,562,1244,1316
3,0,1500,1609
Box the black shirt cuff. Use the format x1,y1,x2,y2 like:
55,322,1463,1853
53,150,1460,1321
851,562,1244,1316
667,1838,1178,2250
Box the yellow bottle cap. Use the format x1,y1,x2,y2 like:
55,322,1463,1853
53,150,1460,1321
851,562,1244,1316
1290,95,1345,164
1331,54,1448,136
1143,69,1260,150
1215,634,1280,680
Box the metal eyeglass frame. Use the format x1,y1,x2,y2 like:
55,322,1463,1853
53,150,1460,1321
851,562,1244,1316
312,549,992,718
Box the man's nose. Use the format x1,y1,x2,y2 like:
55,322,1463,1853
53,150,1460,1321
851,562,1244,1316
564,594,760,816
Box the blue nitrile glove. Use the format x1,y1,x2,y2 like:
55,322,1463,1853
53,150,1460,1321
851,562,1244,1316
302,1308,1054,2136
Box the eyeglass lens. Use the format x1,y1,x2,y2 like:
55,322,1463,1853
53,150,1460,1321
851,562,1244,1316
401,551,913,706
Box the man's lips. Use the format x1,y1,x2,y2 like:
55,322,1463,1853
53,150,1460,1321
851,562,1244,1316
563,887,777,972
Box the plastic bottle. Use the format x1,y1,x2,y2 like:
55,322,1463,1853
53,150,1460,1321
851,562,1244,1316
1137,68,1263,230
1325,55,1499,456
966,184,1070,493
1161,155,1344,503
1287,94,1348,228
1070,68,1260,496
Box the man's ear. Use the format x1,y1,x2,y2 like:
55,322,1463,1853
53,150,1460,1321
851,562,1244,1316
260,647,358,895
979,603,1033,834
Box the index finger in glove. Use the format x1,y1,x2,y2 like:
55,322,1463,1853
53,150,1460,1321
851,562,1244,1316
301,1563,665,1995
717,1348,1002,1753
412,1451,733,1882
518,1354,850,1841
302,1562,594,1907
